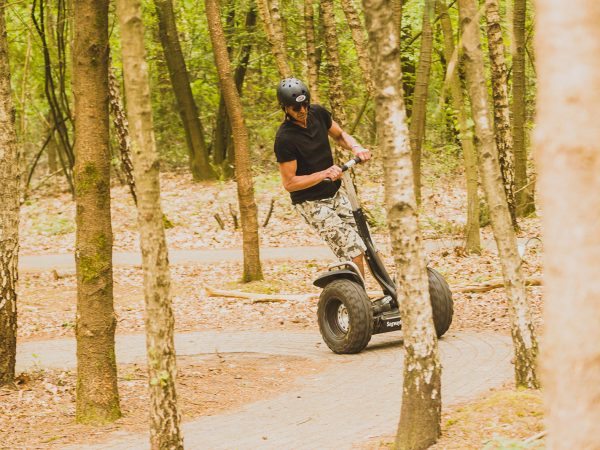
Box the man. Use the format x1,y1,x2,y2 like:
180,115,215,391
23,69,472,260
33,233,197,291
273,77,372,276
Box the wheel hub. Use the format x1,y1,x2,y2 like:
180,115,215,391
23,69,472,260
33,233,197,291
336,304,349,332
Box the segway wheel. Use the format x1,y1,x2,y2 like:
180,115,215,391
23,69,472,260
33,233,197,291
427,267,454,338
317,279,373,354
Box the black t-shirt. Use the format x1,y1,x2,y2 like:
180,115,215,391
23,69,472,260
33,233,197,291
274,104,341,204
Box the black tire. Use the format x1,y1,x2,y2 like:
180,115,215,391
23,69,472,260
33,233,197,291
317,279,373,354
428,267,454,338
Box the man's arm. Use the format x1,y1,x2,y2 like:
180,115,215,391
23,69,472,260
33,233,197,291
328,120,372,162
278,160,342,192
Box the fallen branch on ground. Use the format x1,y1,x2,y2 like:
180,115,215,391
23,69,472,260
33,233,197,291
204,285,317,303
454,276,542,293
205,277,542,302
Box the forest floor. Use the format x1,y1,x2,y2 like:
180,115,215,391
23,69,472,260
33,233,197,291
2,163,545,448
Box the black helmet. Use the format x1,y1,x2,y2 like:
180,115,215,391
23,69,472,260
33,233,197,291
277,78,311,109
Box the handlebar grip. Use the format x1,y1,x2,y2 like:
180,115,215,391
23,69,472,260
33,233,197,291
323,157,363,183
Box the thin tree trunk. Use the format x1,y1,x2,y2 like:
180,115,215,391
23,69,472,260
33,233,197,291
206,0,263,282
321,0,351,161
154,0,215,180
304,0,320,104
213,3,256,177
362,1,442,448
438,0,480,254
485,0,517,228
73,0,121,423
535,2,600,446
511,0,533,216
0,1,20,386
117,0,183,446
321,0,346,127
409,0,434,205
458,0,539,388
340,0,374,95
108,64,137,205
256,0,291,77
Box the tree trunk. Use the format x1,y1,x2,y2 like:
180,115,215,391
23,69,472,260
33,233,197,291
409,0,434,205
438,0,480,254
304,0,320,104
340,0,374,95
485,0,517,228
213,4,256,177
108,64,137,205
117,0,184,446
363,1,442,448
154,0,215,180
0,1,20,386
321,0,351,161
392,0,402,38
256,0,291,77
73,0,121,423
535,2,600,447
511,0,533,216
458,0,539,388
206,0,263,282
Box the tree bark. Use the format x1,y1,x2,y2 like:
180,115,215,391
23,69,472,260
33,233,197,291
256,0,291,78
321,0,352,162
340,0,374,95
108,64,137,205
213,3,256,177
409,0,434,205
206,0,263,282
0,1,20,386
304,0,320,104
511,0,533,216
458,0,539,388
117,0,184,446
154,0,215,180
485,0,517,228
73,0,121,423
363,1,442,448
535,2,600,447
321,0,346,127
438,0,480,254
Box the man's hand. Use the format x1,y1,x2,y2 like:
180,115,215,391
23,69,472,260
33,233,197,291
353,146,372,162
322,164,343,181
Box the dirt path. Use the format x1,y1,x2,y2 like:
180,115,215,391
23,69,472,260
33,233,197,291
19,238,483,272
18,330,513,449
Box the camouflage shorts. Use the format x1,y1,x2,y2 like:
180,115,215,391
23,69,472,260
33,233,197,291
294,189,367,261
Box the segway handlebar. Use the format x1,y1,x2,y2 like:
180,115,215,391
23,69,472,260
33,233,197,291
323,156,362,183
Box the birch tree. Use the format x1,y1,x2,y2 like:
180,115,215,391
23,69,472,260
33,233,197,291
0,0,20,386
438,0,480,253
535,1,600,447
304,0,320,104
409,0,434,204
321,0,347,128
458,0,539,388
73,0,121,423
256,0,291,77
512,0,534,216
117,0,184,447
340,0,374,95
485,0,516,227
206,0,263,282
363,0,442,447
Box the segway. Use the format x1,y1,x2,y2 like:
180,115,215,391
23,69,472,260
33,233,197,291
314,157,453,354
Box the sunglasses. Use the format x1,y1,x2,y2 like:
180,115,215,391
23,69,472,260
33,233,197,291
290,102,309,112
